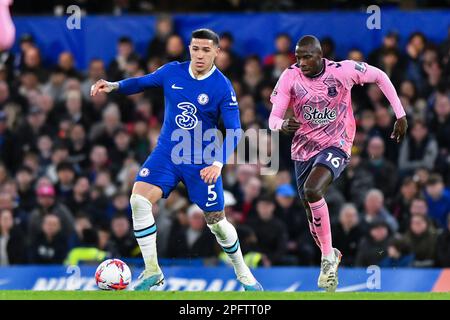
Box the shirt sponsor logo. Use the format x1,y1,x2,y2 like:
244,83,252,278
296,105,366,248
303,105,337,125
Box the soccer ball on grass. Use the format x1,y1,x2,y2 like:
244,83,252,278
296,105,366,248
95,259,132,290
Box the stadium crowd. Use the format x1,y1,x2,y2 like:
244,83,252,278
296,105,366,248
0,15,450,269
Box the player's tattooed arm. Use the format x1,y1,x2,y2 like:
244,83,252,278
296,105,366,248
204,211,225,224
90,79,119,96
281,117,301,134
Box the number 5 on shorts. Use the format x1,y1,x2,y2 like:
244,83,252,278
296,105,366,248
208,184,217,202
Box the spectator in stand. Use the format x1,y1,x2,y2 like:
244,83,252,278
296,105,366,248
65,176,91,218
405,214,438,267
428,90,450,184
55,161,76,205
45,142,70,184
107,213,139,258
29,214,68,264
332,203,364,267
236,176,262,223
404,32,427,95
107,36,140,81
65,228,107,266
379,235,414,268
242,55,265,99
368,31,401,68
355,219,391,267
86,145,109,183
151,201,172,258
335,149,375,208
320,37,337,60
28,184,75,241
390,177,420,233
20,46,48,83
423,174,450,229
263,33,295,67
81,58,106,100
166,204,217,259
363,136,398,205
89,103,122,148
0,209,26,265
57,52,82,80
369,106,399,163
15,165,36,213
398,118,438,177
361,189,399,234
435,215,450,267
68,124,90,170
0,111,16,171
164,34,188,62
247,194,288,266
146,14,174,60
274,184,313,265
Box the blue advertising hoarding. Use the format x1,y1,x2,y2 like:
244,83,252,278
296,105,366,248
0,266,449,292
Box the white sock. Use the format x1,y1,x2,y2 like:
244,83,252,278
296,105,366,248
207,219,255,284
130,194,160,273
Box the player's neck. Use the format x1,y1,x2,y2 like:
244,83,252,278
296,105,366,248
189,62,216,80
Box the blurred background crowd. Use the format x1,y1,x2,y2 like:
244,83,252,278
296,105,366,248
0,6,450,269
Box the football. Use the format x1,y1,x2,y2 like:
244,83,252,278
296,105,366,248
95,259,132,290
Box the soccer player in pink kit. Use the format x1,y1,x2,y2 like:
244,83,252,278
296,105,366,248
0,0,15,51
269,35,408,291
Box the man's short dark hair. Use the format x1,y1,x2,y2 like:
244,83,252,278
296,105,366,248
220,32,234,42
118,36,132,44
191,29,219,46
427,173,444,186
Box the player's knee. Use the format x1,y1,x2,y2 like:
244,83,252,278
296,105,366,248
130,193,152,216
207,218,235,237
304,186,323,203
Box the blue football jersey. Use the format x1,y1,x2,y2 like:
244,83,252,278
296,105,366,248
118,61,241,165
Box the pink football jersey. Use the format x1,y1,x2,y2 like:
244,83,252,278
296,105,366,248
269,58,405,161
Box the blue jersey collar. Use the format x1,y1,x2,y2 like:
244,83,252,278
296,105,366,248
188,63,216,80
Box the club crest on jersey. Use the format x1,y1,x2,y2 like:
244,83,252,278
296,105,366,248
139,168,150,177
327,86,338,97
197,93,209,105
303,105,337,125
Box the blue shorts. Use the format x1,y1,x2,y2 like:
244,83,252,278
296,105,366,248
135,147,224,212
294,146,350,200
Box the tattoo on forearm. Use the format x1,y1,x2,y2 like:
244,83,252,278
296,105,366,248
204,210,225,224
109,81,119,91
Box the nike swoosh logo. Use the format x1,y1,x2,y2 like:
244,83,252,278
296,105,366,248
205,202,218,207
171,84,183,89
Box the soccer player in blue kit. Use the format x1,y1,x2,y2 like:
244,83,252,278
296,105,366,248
91,29,262,291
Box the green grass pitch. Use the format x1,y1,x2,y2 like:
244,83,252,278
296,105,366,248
0,291,449,300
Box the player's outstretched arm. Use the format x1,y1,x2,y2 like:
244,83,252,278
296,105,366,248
91,64,169,97
90,79,119,96
347,61,408,143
